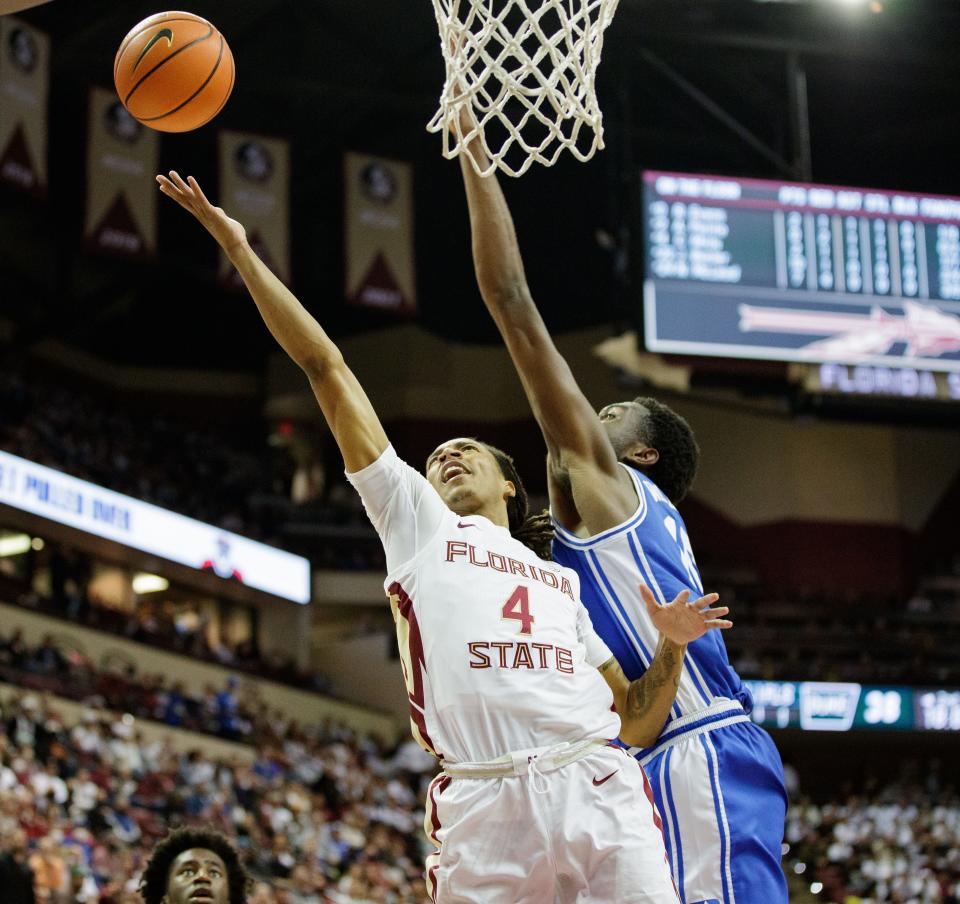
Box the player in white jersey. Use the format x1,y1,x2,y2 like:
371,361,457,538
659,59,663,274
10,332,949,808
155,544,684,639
458,134,790,902
158,170,733,903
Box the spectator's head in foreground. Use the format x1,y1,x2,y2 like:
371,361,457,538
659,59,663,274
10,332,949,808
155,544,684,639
140,828,250,904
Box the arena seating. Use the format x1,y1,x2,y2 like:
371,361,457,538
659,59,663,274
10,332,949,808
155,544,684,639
783,763,960,903
0,686,436,903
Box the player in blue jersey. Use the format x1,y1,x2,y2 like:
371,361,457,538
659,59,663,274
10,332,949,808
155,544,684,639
457,143,789,903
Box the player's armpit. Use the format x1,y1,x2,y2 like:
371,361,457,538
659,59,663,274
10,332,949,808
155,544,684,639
547,453,582,532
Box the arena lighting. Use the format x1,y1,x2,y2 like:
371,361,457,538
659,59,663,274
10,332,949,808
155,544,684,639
810,883,824,894
132,572,169,594
30,537,44,550
0,533,32,557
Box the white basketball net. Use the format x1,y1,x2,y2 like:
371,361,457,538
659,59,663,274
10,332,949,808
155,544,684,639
427,0,620,178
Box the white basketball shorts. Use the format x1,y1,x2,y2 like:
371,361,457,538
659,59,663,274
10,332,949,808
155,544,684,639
424,744,680,903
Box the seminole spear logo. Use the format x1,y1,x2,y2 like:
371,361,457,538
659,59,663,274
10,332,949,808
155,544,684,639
738,301,960,361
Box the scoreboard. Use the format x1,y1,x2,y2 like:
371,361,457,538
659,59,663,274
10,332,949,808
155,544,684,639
642,171,960,372
746,680,960,733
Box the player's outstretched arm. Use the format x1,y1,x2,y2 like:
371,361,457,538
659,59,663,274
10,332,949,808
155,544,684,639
458,140,635,532
157,171,388,473
0,0,52,13
599,586,731,748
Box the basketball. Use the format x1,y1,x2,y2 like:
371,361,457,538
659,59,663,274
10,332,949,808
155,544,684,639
113,11,234,133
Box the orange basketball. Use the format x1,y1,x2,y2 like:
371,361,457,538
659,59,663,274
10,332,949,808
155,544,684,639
114,11,234,133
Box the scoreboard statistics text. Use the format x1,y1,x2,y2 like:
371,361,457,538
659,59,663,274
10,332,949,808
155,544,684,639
642,171,960,372
746,681,960,733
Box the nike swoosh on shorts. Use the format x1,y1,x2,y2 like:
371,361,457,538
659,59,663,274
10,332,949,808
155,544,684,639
592,771,618,786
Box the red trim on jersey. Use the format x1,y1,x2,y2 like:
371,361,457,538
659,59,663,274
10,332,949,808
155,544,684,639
389,581,441,758
424,773,450,903
426,774,451,846
427,862,440,902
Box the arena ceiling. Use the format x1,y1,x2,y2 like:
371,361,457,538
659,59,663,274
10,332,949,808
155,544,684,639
3,0,960,370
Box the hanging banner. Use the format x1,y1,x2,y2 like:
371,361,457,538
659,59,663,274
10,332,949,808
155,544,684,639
0,17,49,196
218,131,291,290
344,152,416,313
83,86,159,258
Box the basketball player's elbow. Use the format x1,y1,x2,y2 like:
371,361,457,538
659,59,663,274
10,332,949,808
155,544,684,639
480,275,532,317
300,346,345,384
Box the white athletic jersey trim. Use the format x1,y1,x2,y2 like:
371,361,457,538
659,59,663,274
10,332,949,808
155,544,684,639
552,468,648,547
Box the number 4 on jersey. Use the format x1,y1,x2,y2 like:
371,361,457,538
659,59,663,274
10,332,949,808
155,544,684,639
502,585,535,635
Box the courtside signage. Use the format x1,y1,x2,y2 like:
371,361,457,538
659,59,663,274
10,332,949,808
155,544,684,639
0,450,310,604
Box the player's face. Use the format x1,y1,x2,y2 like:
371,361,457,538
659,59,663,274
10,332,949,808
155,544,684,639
425,438,514,515
164,849,229,904
598,401,650,459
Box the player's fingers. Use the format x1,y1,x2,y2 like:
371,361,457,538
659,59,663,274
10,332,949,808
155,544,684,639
692,592,719,608
639,584,658,615
699,607,730,619
706,620,733,630
156,176,188,207
168,170,192,195
674,589,691,606
187,175,211,206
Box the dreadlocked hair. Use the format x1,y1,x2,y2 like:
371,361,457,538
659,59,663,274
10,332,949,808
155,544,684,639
139,828,250,904
632,397,700,503
482,443,555,560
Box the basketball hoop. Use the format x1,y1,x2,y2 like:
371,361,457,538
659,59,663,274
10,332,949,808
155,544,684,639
427,0,620,178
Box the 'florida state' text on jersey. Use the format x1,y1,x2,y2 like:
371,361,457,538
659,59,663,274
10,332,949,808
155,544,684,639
347,446,620,765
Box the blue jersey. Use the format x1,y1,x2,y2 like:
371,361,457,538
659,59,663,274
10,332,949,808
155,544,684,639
552,464,752,735
554,464,788,903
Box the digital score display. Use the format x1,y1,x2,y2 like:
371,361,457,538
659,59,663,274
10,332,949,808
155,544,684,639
642,171,960,372
746,681,960,733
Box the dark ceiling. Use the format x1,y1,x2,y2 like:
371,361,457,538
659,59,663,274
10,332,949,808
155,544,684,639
3,0,960,370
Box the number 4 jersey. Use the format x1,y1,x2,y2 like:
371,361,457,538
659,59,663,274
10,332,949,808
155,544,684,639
347,446,620,765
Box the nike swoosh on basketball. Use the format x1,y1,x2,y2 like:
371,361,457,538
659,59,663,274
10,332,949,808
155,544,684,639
592,771,618,786
134,28,174,73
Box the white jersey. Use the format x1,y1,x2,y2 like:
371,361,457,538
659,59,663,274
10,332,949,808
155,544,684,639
347,446,620,765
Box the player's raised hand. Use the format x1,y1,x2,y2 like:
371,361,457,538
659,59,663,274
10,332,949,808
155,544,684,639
641,584,731,646
156,171,246,255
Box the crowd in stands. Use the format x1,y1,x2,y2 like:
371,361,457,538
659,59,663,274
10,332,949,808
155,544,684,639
0,625,316,745
784,761,960,903
0,689,437,903
0,562,332,698
713,580,960,687
4,674,960,903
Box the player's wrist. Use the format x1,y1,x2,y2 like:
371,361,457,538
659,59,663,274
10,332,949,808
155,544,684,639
660,635,688,654
224,236,251,262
